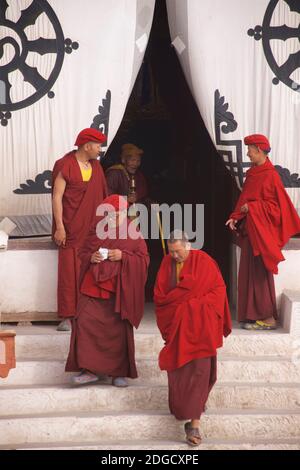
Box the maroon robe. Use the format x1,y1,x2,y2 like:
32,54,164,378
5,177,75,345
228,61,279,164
65,218,149,378
52,151,107,318
105,165,148,202
230,158,300,274
230,158,300,322
168,356,217,420
237,233,278,322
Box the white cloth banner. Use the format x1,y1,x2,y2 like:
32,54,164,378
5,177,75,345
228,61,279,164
0,0,155,234
166,0,300,212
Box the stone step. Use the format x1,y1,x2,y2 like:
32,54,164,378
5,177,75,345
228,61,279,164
1,411,300,447
15,329,164,361
1,357,299,387
13,324,295,360
0,383,299,417
8,439,300,451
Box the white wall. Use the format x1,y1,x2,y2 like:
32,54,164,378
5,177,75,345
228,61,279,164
0,251,58,313
0,246,299,315
274,251,300,298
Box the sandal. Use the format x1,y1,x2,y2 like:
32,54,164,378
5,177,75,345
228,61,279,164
184,422,202,447
243,321,277,331
112,377,128,388
71,370,100,385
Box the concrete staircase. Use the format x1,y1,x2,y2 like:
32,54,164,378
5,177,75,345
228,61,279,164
0,307,300,450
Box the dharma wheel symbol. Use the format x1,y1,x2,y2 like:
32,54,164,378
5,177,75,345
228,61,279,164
0,0,78,125
248,0,300,92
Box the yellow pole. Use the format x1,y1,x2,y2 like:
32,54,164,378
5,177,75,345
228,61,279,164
156,210,166,256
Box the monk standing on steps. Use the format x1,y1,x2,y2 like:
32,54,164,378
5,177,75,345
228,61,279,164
226,134,300,331
65,194,149,387
52,128,107,332
154,230,232,446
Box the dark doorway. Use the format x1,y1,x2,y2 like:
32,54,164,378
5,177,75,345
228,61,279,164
103,0,238,298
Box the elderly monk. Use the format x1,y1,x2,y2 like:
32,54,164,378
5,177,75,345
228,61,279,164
52,128,108,331
226,134,300,330
105,143,148,206
65,194,149,387
154,230,232,446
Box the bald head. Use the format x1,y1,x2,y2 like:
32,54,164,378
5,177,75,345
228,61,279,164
167,230,191,262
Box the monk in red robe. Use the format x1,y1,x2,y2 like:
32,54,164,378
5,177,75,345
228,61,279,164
154,231,231,446
105,144,148,210
226,134,300,330
52,128,107,331
65,195,149,387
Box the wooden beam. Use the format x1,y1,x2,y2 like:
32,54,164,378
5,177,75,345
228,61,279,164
0,312,59,322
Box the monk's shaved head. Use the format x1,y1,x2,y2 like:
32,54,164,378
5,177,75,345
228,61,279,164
168,230,189,245
167,231,191,262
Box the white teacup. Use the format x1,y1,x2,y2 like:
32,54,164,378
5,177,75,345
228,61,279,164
98,247,108,260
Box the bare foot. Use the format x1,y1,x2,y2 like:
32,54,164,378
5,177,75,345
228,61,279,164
184,421,202,447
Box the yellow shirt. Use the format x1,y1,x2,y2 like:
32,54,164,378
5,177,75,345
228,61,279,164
80,167,92,182
176,261,184,283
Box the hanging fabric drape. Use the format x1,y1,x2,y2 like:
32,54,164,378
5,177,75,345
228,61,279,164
0,0,155,235
166,0,300,213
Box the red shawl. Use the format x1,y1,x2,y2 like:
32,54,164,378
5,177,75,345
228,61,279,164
230,158,300,274
154,250,232,372
79,219,149,328
52,151,107,248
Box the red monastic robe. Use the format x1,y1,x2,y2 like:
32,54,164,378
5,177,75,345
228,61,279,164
105,165,148,202
65,219,149,378
230,158,300,274
154,250,232,372
52,151,107,318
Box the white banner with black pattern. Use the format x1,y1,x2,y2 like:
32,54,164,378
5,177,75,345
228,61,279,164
166,0,300,212
0,0,155,235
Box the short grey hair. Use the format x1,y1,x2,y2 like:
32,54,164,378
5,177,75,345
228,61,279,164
168,230,189,244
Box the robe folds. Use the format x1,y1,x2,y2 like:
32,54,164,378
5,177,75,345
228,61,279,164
78,219,149,329
167,356,217,420
106,165,148,202
154,250,232,372
52,151,107,317
65,219,149,378
238,235,277,322
230,158,300,274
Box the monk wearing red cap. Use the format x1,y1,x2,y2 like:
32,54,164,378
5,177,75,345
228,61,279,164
226,134,300,330
105,143,148,208
52,128,108,331
154,230,231,446
65,195,149,387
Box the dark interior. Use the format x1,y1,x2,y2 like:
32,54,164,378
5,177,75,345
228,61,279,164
103,0,239,298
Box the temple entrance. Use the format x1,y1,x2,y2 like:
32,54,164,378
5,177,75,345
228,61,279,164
103,0,239,298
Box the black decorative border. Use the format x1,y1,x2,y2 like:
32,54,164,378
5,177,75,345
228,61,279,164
274,165,300,187
91,89,111,158
214,89,250,187
13,170,52,194
13,90,111,194
214,89,300,189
